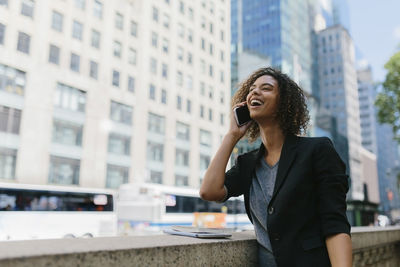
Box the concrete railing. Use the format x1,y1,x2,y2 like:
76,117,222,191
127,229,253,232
0,227,399,267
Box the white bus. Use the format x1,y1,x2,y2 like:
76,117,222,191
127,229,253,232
117,183,252,235
0,182,117,241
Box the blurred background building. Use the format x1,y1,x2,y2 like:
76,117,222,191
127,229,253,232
0,0,231,189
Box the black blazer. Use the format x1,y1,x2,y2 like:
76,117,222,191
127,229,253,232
224,134,351,267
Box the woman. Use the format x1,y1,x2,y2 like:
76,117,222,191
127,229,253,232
199,67,352,267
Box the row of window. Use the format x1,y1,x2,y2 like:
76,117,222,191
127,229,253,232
0,146,210,189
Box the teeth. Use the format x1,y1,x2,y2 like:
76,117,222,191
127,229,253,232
251,100,263,106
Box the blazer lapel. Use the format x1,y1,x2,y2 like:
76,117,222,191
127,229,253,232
271,134,299,199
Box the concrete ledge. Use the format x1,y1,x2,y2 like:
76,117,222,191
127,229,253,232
1,227,400,267
0,231,258,267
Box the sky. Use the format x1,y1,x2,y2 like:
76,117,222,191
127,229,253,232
347,0,400,82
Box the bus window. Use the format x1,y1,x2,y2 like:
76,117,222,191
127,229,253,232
0,189,114,212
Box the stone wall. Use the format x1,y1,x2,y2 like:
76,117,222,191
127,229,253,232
0,227,399,267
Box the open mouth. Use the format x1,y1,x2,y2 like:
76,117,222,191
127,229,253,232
250,99,263,106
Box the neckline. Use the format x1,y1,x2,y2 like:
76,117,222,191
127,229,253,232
261,157,279,169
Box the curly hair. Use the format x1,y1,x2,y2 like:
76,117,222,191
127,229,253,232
232,67,309,142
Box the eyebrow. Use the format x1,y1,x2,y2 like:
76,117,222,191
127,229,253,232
250,82,274,88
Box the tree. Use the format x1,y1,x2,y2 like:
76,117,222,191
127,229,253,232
375,50,400,142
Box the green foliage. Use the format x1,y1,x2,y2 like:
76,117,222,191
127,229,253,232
375,51,400,142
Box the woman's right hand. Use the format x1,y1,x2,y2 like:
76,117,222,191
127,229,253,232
228,102,253,141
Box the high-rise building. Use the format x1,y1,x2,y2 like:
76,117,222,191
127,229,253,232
0,0,231,189
231,0,313,94
357,66,378,154
316,25,364,201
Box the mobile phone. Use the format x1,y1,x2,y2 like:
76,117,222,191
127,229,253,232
234,105,252,126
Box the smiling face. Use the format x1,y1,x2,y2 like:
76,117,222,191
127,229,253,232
246,75,280,122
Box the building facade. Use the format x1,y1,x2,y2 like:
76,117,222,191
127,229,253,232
316,25,364,201
0,0,231,189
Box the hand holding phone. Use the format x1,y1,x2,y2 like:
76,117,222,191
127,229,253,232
234,105,252,126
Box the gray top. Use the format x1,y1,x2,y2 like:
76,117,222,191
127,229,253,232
249,157,279,254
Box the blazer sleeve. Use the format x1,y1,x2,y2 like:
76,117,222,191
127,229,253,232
313,137,351,238
223,155,247,200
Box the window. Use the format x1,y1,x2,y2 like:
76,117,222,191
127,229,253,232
0,23,4,45
149,84,156,100
128,48,136,65
161,89,167,104
115,12,123,30
74,0,85,9
151,32,158,47
91,29,100,48
112,70,120,87
199,129,211,147
220,70,224,83
187,52,193,65
177,71,183,86
220,113,224,125
52,119,83,146
186,99,191,113
110,101,133,125
209,43,214,55
0,0,8,7
201,16,206,29
106,165,129,189
48,44,60,65
208,86,213,99
220,50,224,62
21,0,34,18
17,32,30,54
209,64,213,77
89,60,98,79
188,7,193,20
113,40,122,58
200,82,205,96
162,63,168,79
108,133,130,155
209,22,213,34
199,154,210,171
0,105,22,134
148,113,165,134
48,156,80,185
201,38,205,50
127,76,135,92
150,58,157,74
147,142,164,162
93,0,102,19
200,105,204,118
152,7,158,22
0,63,26,96
179,1,184,13
54,83,86,112
149,170,162,184
70,53,80,72
0,148,17,180
162,38,169,53
176,95,182,110
163,14,170,28
220,30,224,41
176,121,190,141
177,23,184,38
177,46,183,61
188,29,193,43
186,75,193,90
219,91,224,104
208,108,213,121
72,21,83,40
51,11,63,32
175,175,188,186
130,21,137,37
176,149,189,167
